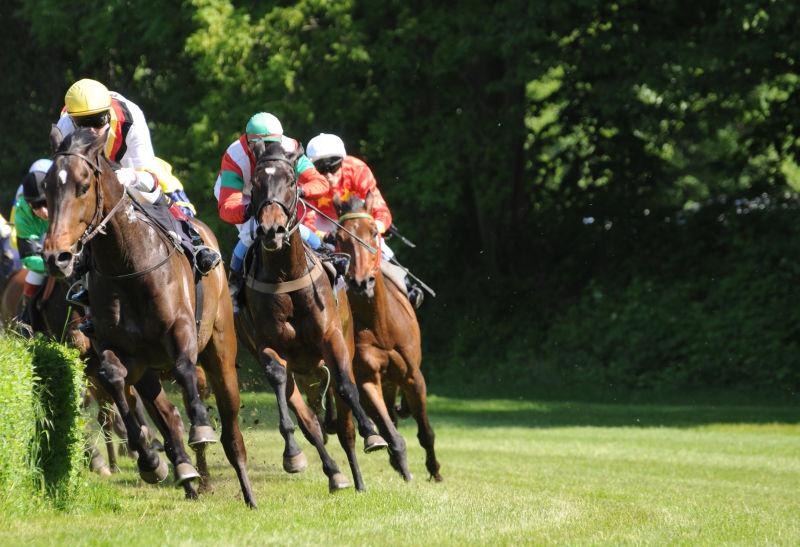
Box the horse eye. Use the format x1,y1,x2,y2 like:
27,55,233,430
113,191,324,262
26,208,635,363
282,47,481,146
76,183,90,197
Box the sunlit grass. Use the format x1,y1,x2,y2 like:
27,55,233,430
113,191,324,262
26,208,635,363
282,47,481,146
1,392,798,545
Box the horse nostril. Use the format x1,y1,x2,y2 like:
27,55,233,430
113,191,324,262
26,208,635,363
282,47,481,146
367,277,376,290
275,225,287,235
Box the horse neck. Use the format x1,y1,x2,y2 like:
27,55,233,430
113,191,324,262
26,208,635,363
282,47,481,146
257,228,308,281
89,169,163,275
351,264,392,334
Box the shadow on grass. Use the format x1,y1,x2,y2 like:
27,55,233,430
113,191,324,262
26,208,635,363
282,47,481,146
231,352,798,431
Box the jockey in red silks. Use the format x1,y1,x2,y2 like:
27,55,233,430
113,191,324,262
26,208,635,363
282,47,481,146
214,112,331,308
305,133,423,309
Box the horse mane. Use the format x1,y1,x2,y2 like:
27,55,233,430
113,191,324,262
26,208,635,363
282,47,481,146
57,128,120,169
335,194,366,216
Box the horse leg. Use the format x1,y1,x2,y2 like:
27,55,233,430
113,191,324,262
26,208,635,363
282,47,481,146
331,390,364,491
285,370,351,492
199,335,256,508
180,364,210,491
383,382,400,426
260,348,306,473
96,350,167,484
131,386,161,451
98,401,119,473
361,378,411,481
321,332,386,452
170,321,215,446
403,369,442,482
134,369,200,499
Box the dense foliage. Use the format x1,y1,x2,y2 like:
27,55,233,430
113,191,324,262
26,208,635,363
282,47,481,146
0,334,86,511
3,1,799,392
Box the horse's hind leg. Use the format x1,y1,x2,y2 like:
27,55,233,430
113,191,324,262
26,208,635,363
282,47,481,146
285,370,351,492
96,350,167,484
97,400,119,473
261,348,306,473
360,377,411,481
382,382,400,426
201,334,256,508
131,386,161,451
403,369,442,482
321,333,386,452
134,369,200,499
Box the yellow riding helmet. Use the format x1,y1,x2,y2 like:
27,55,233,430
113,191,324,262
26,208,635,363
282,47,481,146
65,78,111,117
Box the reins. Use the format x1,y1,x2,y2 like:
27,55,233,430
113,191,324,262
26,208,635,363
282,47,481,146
301,200,378,255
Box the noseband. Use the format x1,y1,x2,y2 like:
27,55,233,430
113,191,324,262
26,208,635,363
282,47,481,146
52,151,130,257
253,155,305,239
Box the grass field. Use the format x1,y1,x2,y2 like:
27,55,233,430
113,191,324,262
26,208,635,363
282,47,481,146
1,391,798,545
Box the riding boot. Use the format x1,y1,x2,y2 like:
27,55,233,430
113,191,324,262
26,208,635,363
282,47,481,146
67,287,90,308
15,295,34,336
331,254,350,278
228,269,244,313
404,278,424,309
185,224,221,276
77,314,95,336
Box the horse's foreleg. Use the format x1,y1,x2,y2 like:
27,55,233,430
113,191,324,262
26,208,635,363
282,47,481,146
403,369,442,482
322,333,386,452
285,371,351,492
331,390,364,491
360,378,411,481
130,386,160,450
97,401,119,473
171,321,214,446
134,369,200,498
96,350,167,484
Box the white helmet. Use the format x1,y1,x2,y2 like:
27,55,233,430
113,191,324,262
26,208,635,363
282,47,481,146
29,158,53,174
307,133,346,161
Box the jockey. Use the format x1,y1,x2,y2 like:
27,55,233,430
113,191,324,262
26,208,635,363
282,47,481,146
56,78,219,273
305,133,424,309
14,159,53,328
214,112,331,308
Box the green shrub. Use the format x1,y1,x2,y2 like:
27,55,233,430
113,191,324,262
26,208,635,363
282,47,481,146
0,333,86,511
0,334,37,509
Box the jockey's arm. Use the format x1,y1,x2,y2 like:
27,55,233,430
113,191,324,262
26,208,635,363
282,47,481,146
217,167,247,225
296,156,329,200
354,161,392,234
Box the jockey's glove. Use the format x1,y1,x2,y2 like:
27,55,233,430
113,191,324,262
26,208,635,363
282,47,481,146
0,223,11,239
115,168,157,193
115,167,138,187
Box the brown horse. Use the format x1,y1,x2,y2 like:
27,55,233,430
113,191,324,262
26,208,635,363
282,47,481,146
333,193,442,482
43,128,255,507
235,140,386,492
0,269,161,475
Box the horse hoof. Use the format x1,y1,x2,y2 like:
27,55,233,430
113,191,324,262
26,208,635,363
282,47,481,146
328,472,351,492
282,452,308,474
150,439,165,452
96,465,112,477
175,462,201,485
189,425,217,446
363,434,388,453
139,457,169,484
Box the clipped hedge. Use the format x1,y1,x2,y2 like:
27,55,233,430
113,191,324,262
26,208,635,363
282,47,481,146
0,333,86,510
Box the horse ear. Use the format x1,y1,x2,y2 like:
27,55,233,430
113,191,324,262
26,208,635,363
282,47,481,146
365,190,374,215
49,124,63,153
88,126,109,158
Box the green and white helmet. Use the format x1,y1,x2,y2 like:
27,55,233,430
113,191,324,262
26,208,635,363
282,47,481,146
245,112,283,142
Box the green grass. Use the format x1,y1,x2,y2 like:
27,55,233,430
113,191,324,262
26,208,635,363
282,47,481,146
1,392,798,545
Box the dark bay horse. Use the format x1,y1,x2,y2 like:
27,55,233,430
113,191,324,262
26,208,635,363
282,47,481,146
0,269,157,476
333,193,442,482
235,140,386,492
43,128,255,507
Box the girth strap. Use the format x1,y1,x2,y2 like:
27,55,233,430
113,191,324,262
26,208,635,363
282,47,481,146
246,260,324,294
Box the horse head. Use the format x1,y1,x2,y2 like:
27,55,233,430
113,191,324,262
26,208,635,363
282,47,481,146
250,140,301,252
43,127,113,278
334,191,381,297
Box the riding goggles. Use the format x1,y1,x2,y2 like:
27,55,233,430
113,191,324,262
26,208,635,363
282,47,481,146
72,111,110,129
314,157,343,174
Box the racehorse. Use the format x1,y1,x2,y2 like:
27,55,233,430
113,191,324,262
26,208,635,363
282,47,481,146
43,128,255,507
333,193,442,482
235,140,386,492
0,270,159,476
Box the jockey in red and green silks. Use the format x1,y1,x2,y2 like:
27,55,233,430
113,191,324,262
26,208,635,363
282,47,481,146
214,113,330,285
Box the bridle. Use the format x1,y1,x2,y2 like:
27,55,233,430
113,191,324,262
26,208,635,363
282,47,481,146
51,150,130,258
338,212,382,277
252,154,305,241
